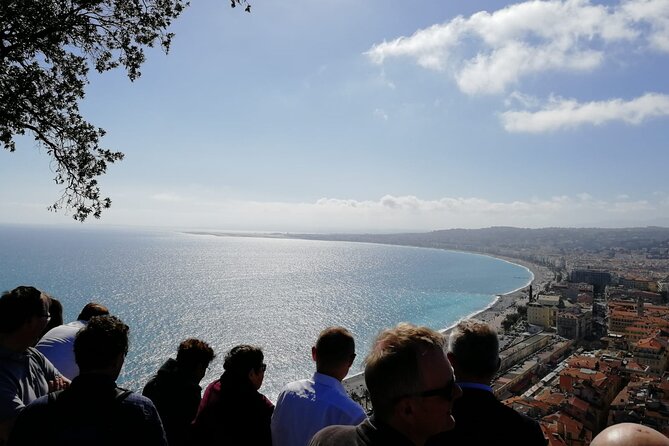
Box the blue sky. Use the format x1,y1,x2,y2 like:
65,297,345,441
2,0,669,232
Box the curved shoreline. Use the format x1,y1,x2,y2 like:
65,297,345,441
343,251,554,394
193,231,553,335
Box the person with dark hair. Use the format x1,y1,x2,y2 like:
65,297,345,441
191,344,274,446
310,322,461,446
427,318,547,446
8,315,167,446
0,286,67,444
272,326,366,446
40,297,64,338
143,338,215,446
36,302,110,380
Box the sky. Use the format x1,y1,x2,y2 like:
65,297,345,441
2,0,669,233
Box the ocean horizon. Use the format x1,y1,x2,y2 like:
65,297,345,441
0,224,532,401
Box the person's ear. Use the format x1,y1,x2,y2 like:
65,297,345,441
311,346,317,362
495,357,501,372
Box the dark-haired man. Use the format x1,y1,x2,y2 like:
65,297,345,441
0,286,67,444
8,315,167,445
36,302,110,380
428,319,547,446
310,322,461,446
143,338,215,446
272,326,366,446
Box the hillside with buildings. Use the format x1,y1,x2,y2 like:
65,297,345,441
309,227,669,445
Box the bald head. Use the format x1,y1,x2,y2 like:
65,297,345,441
591,423,669,446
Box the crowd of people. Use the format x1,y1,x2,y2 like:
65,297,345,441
1,284,667,446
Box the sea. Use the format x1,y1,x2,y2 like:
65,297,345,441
0,224,532,402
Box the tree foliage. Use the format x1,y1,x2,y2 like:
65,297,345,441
1,0,248,221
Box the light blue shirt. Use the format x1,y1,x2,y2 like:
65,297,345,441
35,320,86,380
271,372,367,446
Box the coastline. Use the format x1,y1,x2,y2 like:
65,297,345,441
457,254,554,335
343,253,555,396
183,231,556,396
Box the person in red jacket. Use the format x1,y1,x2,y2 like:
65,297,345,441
191,344,274,446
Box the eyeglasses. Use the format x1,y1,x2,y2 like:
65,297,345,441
258,363,267,372
415,379,459,401
41,313,51,323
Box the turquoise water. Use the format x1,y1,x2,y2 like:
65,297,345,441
0,225,531,401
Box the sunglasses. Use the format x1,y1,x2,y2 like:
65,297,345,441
412,379,459,401
258,363,267,372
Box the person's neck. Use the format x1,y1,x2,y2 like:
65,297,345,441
0,333,30,353
454,373,492,385
316,367,345,382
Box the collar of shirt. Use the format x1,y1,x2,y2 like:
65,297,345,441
312,372,346,394
456,381,493,393
0,345,30,361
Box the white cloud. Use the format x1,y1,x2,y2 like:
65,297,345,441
82,192,669,232
366,0,668,95
4,192,668,231
151,193,187,202
622,0,669,51
501,92,669,132
505,91,542,108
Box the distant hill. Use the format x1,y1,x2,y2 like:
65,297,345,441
287,226,669,253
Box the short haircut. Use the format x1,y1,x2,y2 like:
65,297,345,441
77,302,110,321
223,345,264,377
364,322,446,419
315,326,355,369
74,315,129,372
447,319,499,378
0,286,49,333
176,338,216,369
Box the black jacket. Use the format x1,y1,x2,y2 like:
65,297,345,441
143,358,202,446
428,387,547,446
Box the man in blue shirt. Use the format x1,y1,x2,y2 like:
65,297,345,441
272,326,367,446
8,315,167,446
309,323,462,446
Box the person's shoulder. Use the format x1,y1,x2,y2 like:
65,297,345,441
25,347,56,372
286,377,312,389
494,402,545,440
124,390,154,406
310,424,358,445
329,392,366,417
279,378,314,396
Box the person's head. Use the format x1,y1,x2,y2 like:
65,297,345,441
223,344,266,390
312,326,356,381
74,315,129,379
176,338,215,384
41,297,64,337
591,423,669,446
0,286,52,349
77,302,110,321
447,318,500,383
364,323,461,445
